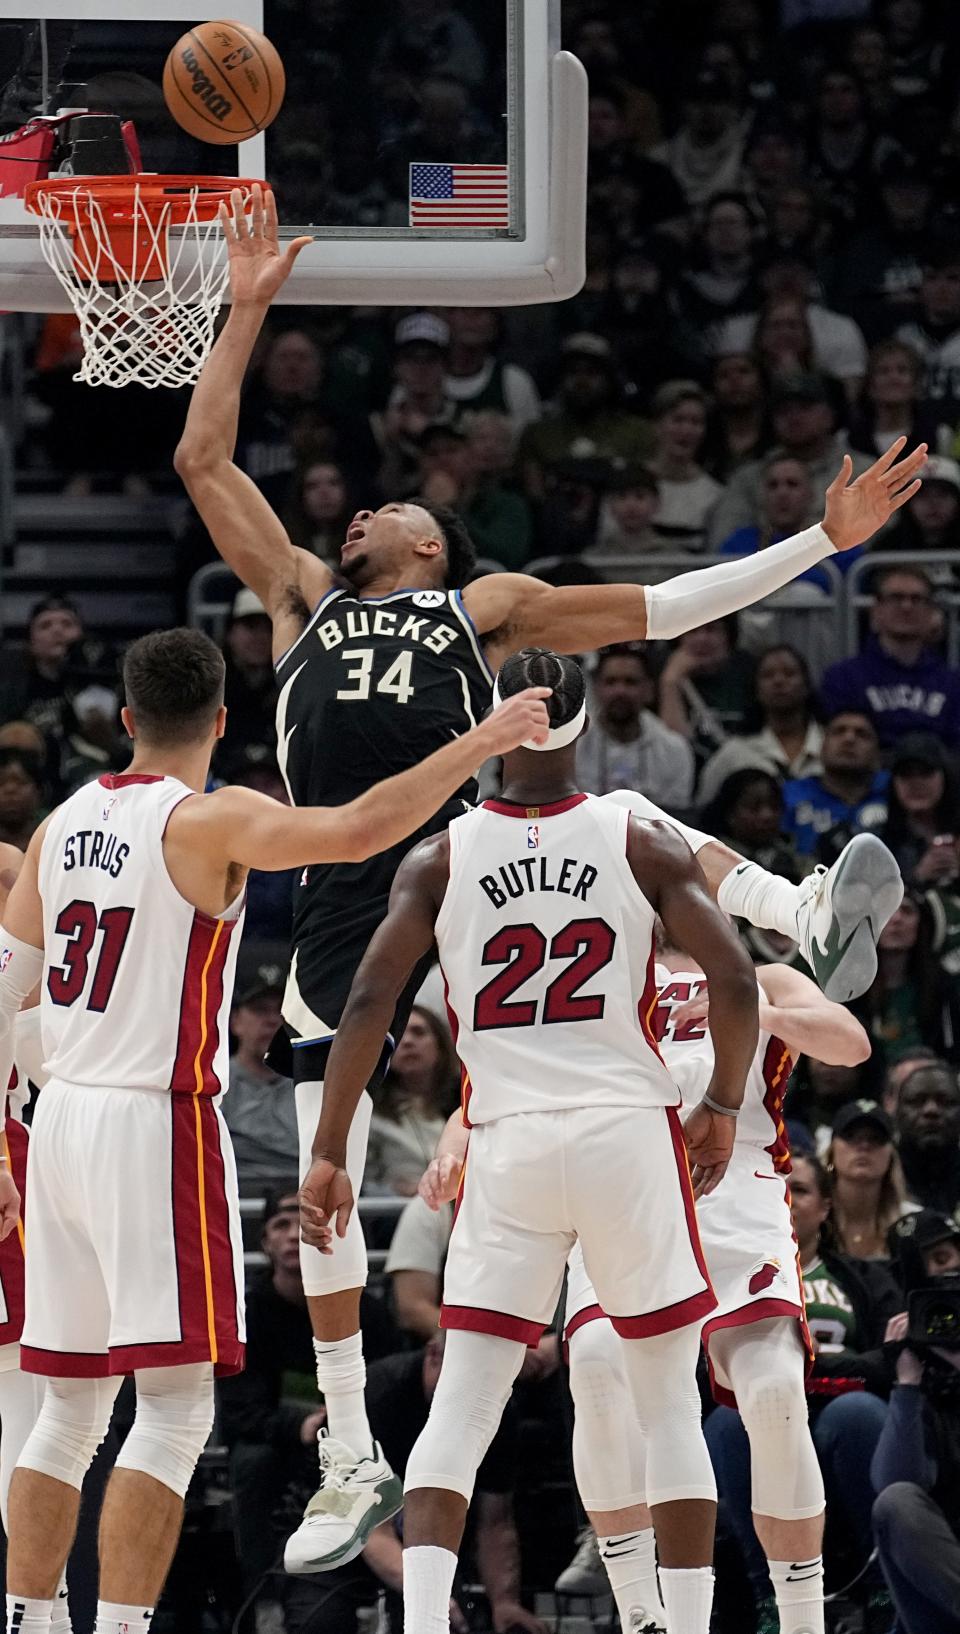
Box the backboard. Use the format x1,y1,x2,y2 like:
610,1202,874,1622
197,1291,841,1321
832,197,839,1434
0,0,587,310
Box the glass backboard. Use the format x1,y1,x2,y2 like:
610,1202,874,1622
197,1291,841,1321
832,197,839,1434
0,0,586,309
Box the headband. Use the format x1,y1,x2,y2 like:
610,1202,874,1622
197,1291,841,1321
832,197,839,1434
492,675,586,752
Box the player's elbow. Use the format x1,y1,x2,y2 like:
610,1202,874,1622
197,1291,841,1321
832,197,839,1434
173,433,224,484
833,1015,872,1067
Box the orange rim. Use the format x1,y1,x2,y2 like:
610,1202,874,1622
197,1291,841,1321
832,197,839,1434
25,173,259,225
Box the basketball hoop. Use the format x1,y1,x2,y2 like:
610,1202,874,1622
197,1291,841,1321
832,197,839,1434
24,174,256,389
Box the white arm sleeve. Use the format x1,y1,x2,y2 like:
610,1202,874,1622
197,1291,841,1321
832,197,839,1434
14,1007,47,1092
643,524,835,642
0,933,45,1106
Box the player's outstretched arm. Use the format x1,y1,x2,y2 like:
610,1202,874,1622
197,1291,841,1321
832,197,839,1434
299,836,449,1246
173,186,328,643
183,686,551,872
756,963,871,1067
464,438,927,662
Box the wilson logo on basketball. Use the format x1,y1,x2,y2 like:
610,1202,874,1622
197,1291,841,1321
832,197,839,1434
179,47,232,122
748,1259,781,1295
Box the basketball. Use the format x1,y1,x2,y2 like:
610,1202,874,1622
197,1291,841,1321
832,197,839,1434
162,20,285,145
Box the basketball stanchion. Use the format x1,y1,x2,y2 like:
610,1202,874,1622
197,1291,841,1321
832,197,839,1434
24,173,257,388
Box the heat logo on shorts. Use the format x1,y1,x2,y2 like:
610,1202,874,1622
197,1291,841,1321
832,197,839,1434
748,1258,782,1295
527,823,540,849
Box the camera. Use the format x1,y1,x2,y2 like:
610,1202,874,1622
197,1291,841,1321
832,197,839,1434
907,1272,960,1351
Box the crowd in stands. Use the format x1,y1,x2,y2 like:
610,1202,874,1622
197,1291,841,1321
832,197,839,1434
4,3,960,1632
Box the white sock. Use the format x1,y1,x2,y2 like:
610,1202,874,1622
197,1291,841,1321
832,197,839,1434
403,1544,457,1634
93,1603,153,1634
313,1333,374,1459
6,1597,54,1634
717,861,800,939
48,1585,70,1634
658,1567,714,1634
599,1529,666,1631
769,1556,825,1634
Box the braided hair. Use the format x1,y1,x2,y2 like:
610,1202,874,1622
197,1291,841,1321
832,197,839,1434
497,648,586,733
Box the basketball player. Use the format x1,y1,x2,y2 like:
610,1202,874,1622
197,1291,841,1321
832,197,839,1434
423,936,870,1634
175,184,920,1568
299,648,765,1634
0,627,549,1634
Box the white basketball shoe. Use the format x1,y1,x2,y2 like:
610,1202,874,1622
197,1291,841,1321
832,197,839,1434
283,1433,403,1574
795,833,904,1002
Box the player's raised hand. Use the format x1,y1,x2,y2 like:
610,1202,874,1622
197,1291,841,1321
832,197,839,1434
683,1101,736,1198
219,184,313,307
0,1167,21,1242
299,1156,354,1249
419,1152,462,1210
478,686,553,757
822,438,927,551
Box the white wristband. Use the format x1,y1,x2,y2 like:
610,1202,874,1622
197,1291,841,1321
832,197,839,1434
644,524,835,643
702,1092,739,1119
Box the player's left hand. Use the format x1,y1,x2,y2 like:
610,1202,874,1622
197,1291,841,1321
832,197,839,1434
683,1101,736,1197
419,1152,462,1210
299,1157,354,1248
491,1601,549,1634
0,1167,21,1241
821,437,928,551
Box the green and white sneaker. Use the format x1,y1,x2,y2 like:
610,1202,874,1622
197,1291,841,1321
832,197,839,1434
796,833,903,1002
283,1434,403,1574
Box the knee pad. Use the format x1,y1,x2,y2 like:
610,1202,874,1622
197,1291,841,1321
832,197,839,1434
719,1326,824,1522
405,1331,523,1503
18,1375,121,1490
115,1363,215,1499
568,1321,647,1512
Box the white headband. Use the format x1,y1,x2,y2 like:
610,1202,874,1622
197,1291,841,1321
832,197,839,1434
492,675,586,752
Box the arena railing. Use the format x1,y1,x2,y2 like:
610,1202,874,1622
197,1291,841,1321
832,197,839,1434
843,550,960,667
239,1192,404,1275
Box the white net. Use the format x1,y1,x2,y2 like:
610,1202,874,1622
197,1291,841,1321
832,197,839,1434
30,178,250,389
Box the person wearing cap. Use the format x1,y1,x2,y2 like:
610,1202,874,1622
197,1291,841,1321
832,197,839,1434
219,587,278,765
706,373,872,549
374,314,458,497
896,241,960,426
894,1060,960,1217
874,450,960,564
517,333,655,502
825,1100,908,1259
820,563,960,748
223,966,299,1191
867,731,960,887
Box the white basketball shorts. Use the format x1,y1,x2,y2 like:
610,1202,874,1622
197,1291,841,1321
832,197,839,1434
21,1079,245,1378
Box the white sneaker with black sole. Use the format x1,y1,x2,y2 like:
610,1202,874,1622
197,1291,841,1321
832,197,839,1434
283,1434,403,1574
795,833,904,1002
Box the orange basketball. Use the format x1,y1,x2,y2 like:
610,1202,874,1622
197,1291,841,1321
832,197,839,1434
162,19,285,144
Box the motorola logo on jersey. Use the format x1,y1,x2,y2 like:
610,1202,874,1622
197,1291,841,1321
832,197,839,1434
748,1258,782,1295
412,590,446,608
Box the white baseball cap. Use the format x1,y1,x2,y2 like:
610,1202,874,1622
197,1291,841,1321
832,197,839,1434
394,312,451,349
921,455,960,491
232,588,268,620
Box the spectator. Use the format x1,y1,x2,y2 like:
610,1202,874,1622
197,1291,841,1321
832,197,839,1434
443,308,541,438
871,1217,960,1634
871,732,960,889
419,422,533,571
881,1044,942,1117
651,67,747,206
826,1100,908,1259
765,183,831,267
236,325,372,493
697,643,824,807
873,452,960,568
894,1060,960,1216
569,14,662,150
896,242,960,426
805,66,887,229
705,1150,899,1625
218,1188,397,1628
374,313,457,496
589,463,666,567
880,0,949,105
219,589,279,766
702,351,772,480
720,452,843,588
698,767,802,882
283,458,354,565
597,239,691,390
782,710,889,859
849,339,941,458
672,191,760,349
0,748,44,850
375,0,486,89
717,254,869,400
856,897,960,1077
366,1006,458,1197
706,373,872,548
847,22,897,122
820,566,960,748
659,620,757,765
223,963,298,1193
834,154,934,340
743,118,808,216
0,595,111,795
576,644,695,808
385,1190,452,1343
647,380,723,550
517,333,653,502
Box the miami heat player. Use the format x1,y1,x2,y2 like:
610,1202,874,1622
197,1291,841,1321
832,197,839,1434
0,627,547,1634
301,650,762,1634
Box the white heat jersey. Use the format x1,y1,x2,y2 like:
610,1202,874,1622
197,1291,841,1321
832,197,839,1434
652,963,794,1172
37,773,244,1095
435,792,678,1125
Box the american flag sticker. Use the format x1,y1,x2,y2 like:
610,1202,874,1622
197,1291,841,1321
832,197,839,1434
410,163,510,229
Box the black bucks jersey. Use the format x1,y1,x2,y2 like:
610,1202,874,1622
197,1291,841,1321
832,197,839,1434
274,583,493,1070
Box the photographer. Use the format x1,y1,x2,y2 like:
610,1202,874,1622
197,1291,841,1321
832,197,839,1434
872,1212,960,1634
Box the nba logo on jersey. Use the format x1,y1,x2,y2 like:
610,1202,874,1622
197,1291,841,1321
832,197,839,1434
101,794,118,822
527,823,540,849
